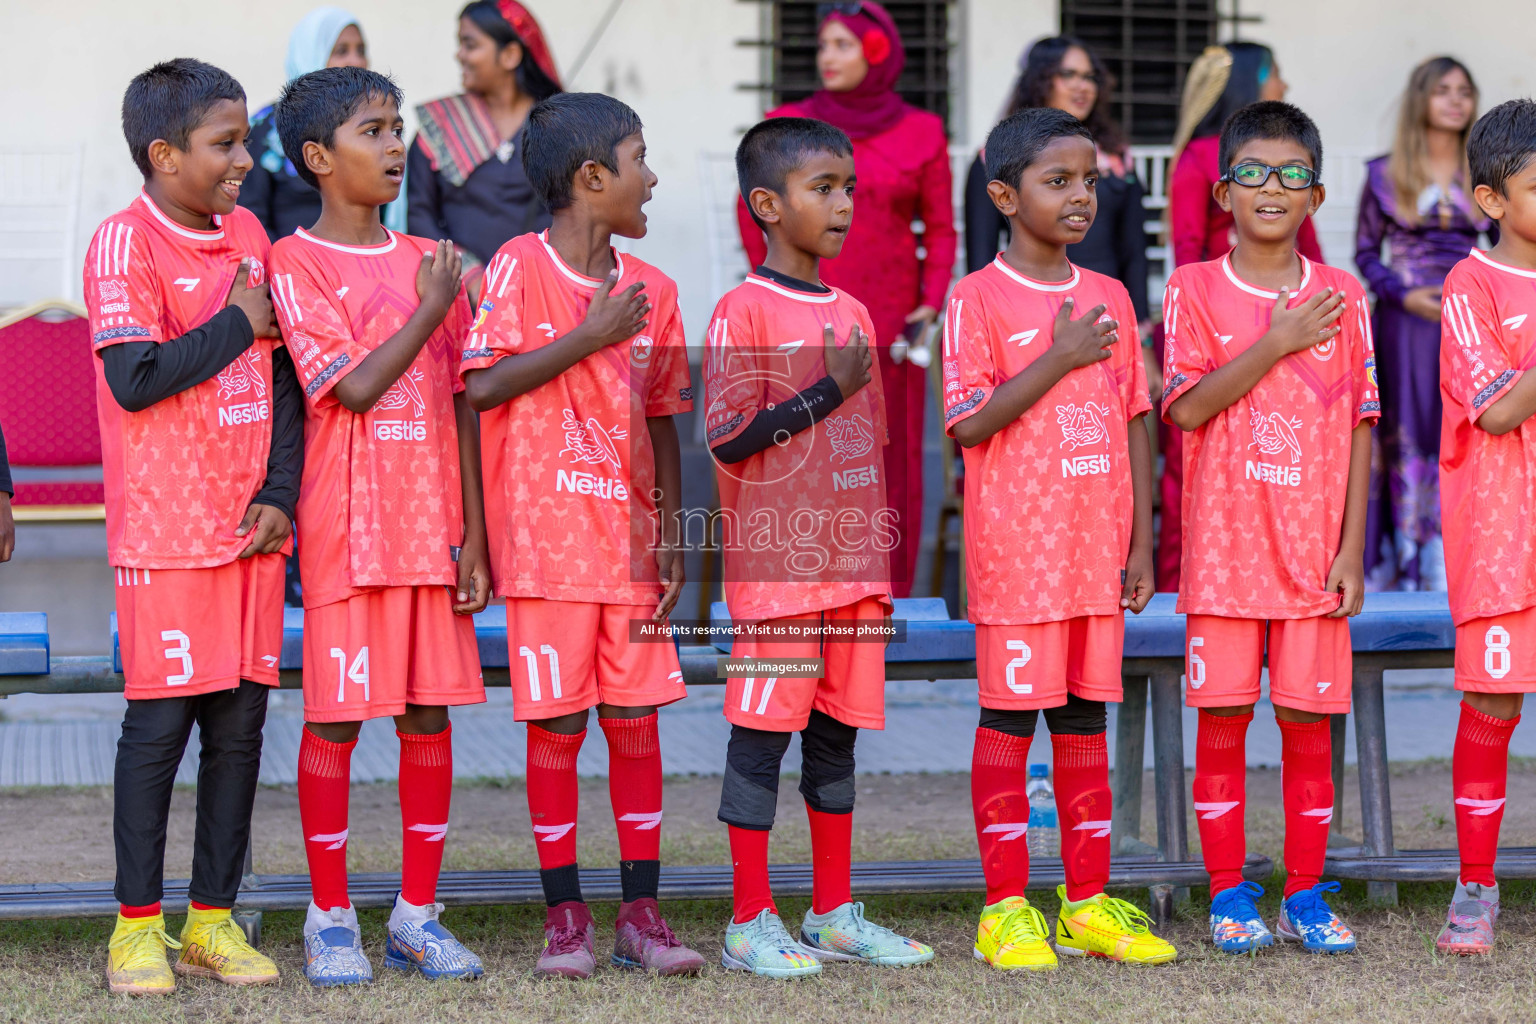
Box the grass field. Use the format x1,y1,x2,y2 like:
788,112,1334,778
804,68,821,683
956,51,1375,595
3,765,1536,1023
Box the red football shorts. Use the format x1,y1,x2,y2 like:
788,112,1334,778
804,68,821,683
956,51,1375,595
1455,606,1536,693
723,595,892,732
505,598,687,721
975,615,1125,711
1183,614,1352,714
116,555,286,700
302,585,484,723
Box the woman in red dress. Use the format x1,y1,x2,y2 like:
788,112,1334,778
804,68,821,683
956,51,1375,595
736,1,956,597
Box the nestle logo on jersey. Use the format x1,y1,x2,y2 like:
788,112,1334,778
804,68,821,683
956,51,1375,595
1061,453,1111,477
557,469,629,501
375,420,427,441
218,402,269,426
832,464,879,491
1246,461,1301,486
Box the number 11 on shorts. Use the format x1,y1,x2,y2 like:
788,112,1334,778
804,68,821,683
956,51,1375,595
331,646,370,703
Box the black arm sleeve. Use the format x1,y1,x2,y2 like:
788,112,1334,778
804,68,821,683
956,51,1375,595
0,420,11,497
406,136,448,241
1118,173,1151,323
710,376,845,465
249,345,303,521
99,306,254,413
964,154,1009,274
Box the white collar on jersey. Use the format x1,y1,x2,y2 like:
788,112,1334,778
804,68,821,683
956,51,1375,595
742,274,839,304
1470,247,1536,280
136,189,224,241
990,255,1080,292
294,226,399,255
538,230,624,288
1220,252,1314,299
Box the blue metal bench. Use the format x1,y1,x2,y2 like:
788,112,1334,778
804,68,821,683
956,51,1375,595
0,613,49,676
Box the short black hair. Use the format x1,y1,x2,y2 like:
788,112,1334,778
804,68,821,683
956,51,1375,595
1218,100,1323,179
735,117,854,229
983,107,1095,189
121,59,246,179
1468,99,1536,196
522,93,644,211
274,67,403,189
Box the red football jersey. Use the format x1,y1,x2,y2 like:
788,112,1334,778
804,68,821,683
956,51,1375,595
267,228,469,608
1440,249,1536,624
703,273,891,621
462,231,692,603
84,191,276,568
1162,254,1379,618
943,259,1150,624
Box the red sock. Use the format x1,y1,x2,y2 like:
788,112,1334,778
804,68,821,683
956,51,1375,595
806,805,853,913
298,728,355,911
120,902,161,919
1453,701,1519,887
728,825,776,923
526,724,584,870
1054,731,1111,901
398,726,454,906
1193,710,1251,898
187,901,223,912
600,714,663,861
1279,717,1333,898
971,726,1032,905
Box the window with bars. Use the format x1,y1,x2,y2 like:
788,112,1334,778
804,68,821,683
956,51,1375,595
1061,0,1219,144
742,1,954,134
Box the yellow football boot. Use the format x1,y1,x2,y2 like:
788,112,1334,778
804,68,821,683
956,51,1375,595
1054,886,1177,964
106,912,179,995
974,896,1058,971
175,906,279,986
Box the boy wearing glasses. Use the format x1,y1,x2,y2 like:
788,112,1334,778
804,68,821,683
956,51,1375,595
1162,101,1377,955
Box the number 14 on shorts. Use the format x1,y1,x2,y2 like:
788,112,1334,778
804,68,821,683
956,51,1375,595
331,646,370,702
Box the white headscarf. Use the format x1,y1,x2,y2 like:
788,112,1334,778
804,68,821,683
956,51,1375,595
284,6,361,82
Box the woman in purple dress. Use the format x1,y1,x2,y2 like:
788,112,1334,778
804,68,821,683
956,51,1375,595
1356,56,1486,590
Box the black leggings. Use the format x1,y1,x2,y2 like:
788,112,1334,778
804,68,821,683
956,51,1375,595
113,680,268,908
718,709,858,830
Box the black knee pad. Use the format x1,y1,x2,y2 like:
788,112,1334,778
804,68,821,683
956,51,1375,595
718,725,792,830
978,707,1039,738
1043,693,1107,736
798,709,858,814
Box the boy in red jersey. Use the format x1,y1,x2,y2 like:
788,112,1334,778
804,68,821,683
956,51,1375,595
462,93,705,979
945,107,1173,970
704,117,933,978
85,58,299,996
1433,98,1536,955
1163,101,1377,954
267,67,490,986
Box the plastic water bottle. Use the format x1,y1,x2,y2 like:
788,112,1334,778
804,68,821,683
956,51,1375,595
1026,763,1059,856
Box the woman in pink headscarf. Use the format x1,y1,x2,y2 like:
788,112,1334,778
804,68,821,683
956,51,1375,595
737,1,956,598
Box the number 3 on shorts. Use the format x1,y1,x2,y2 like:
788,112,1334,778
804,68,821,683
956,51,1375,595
330,646,370,702
1485,626,1511,680
161,629,193,687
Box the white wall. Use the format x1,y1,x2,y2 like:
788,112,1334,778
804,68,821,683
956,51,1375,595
1221,0,1533,266
0,0,762,335
1,0,1528,320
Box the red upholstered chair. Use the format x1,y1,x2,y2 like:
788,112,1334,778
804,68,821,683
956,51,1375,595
0,300,104,520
